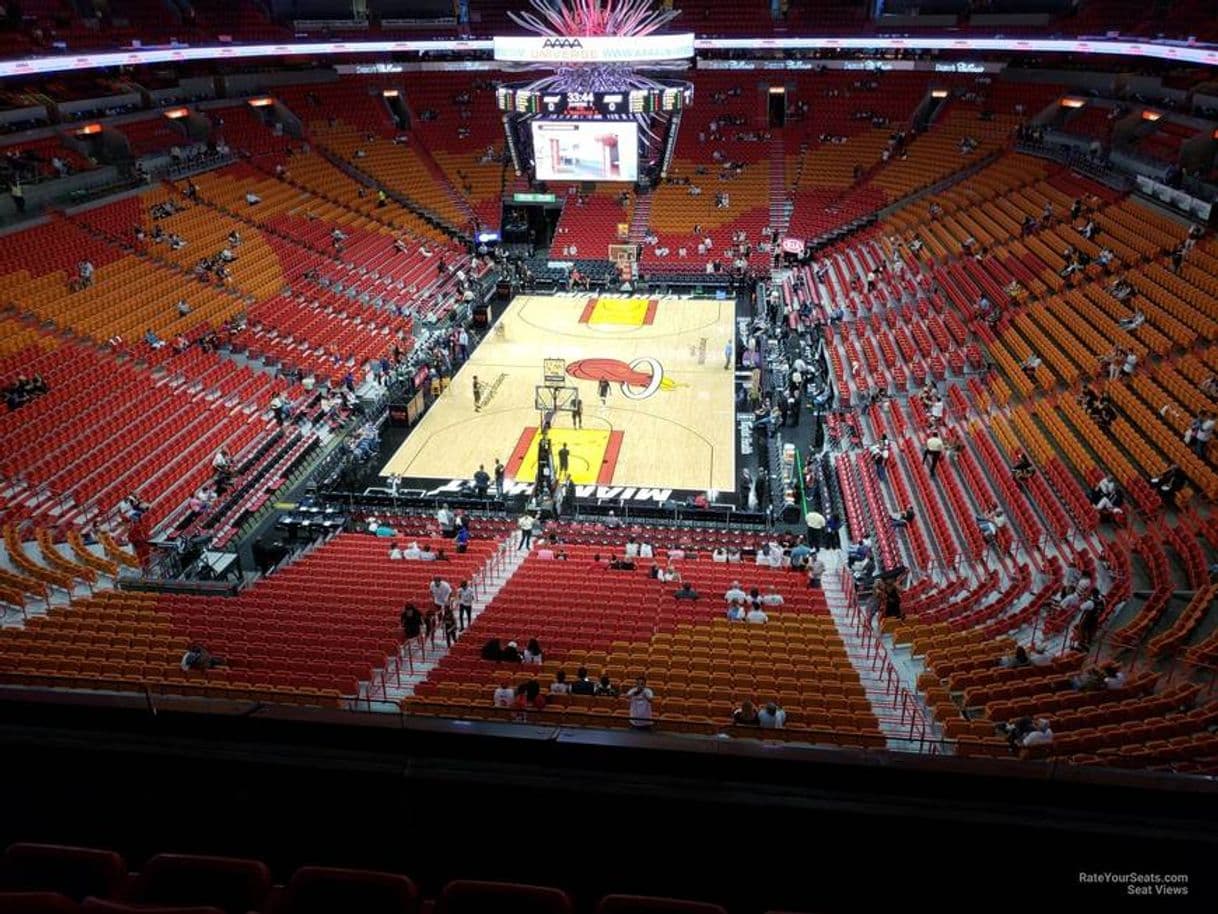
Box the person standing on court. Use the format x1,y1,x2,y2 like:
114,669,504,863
558,442,570,476
474,464,490,498
571,392,583,428
494,458,505,497
724,339,733,370
472,375,482,412
598,377,611,407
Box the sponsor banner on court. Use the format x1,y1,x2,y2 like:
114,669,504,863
395,476,679,504
493,34,695,64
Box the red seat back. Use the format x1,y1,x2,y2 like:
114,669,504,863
437,880,572,914
596,896,729,914
2,844,126,902
129,854,270,914
0,892,80,914
278,866,418,914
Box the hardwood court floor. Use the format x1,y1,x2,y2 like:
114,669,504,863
381,293,737,493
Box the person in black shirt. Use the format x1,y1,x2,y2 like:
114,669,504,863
473,464,491,498
493,459,505,497
571,666,596,695
401,603,423,641
608,554,635,571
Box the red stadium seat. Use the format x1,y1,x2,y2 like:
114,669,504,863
2,844,126,902
276,866,419,914
436,880,573,914
596,895,729,914
0,893,80,914
126,855,271,914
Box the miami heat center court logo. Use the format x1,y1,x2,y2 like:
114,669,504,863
565,357,676,401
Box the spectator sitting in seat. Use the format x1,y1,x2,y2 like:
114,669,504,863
499,640,522,663
1012,450,1035,481
522,638,543,664
551,670,570,694
726,601,746,622
514,680,546,714
733,700,761,727
758,701,786,729
724,580,747,604
976,506,1006,543
1089,476,1124,522
745,603,769,624
1149,463,1187,507
608,554,635,571
389,541,404,560
493,679,514,708
889,505,915,528
571,666,596,695
1071,666,1108,691
594,674,619,697
999,645,1031,669
181,644,225,671
675,582,699,600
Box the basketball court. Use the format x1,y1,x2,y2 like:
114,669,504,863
381,293,737,493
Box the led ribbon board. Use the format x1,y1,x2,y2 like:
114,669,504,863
2,35,1218,78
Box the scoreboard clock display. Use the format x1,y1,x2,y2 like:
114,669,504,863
496,86,688,116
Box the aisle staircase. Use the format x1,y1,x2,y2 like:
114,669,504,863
373,537,529,708
769,135,791,239
821,556,938,751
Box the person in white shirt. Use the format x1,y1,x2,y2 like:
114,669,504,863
805,509,826,547
623,538,640,559
761,587,784,606
724,581,747,604
1020,720,1053,747
517,512,535,549
522,638,544,664
625,676,654,729
429,577,452,614
551,670,571,694
389,542,404,560
758,702,786,728
493,680,515,708
1122,350,1138,376
713,548,728,563
436,504,455,537
746,606,769,624
403,541,422,560
638,542,654,559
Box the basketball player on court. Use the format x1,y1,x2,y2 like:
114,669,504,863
558,442,570,476
571,393,583,429
598,378,611,408
472,375,482,412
